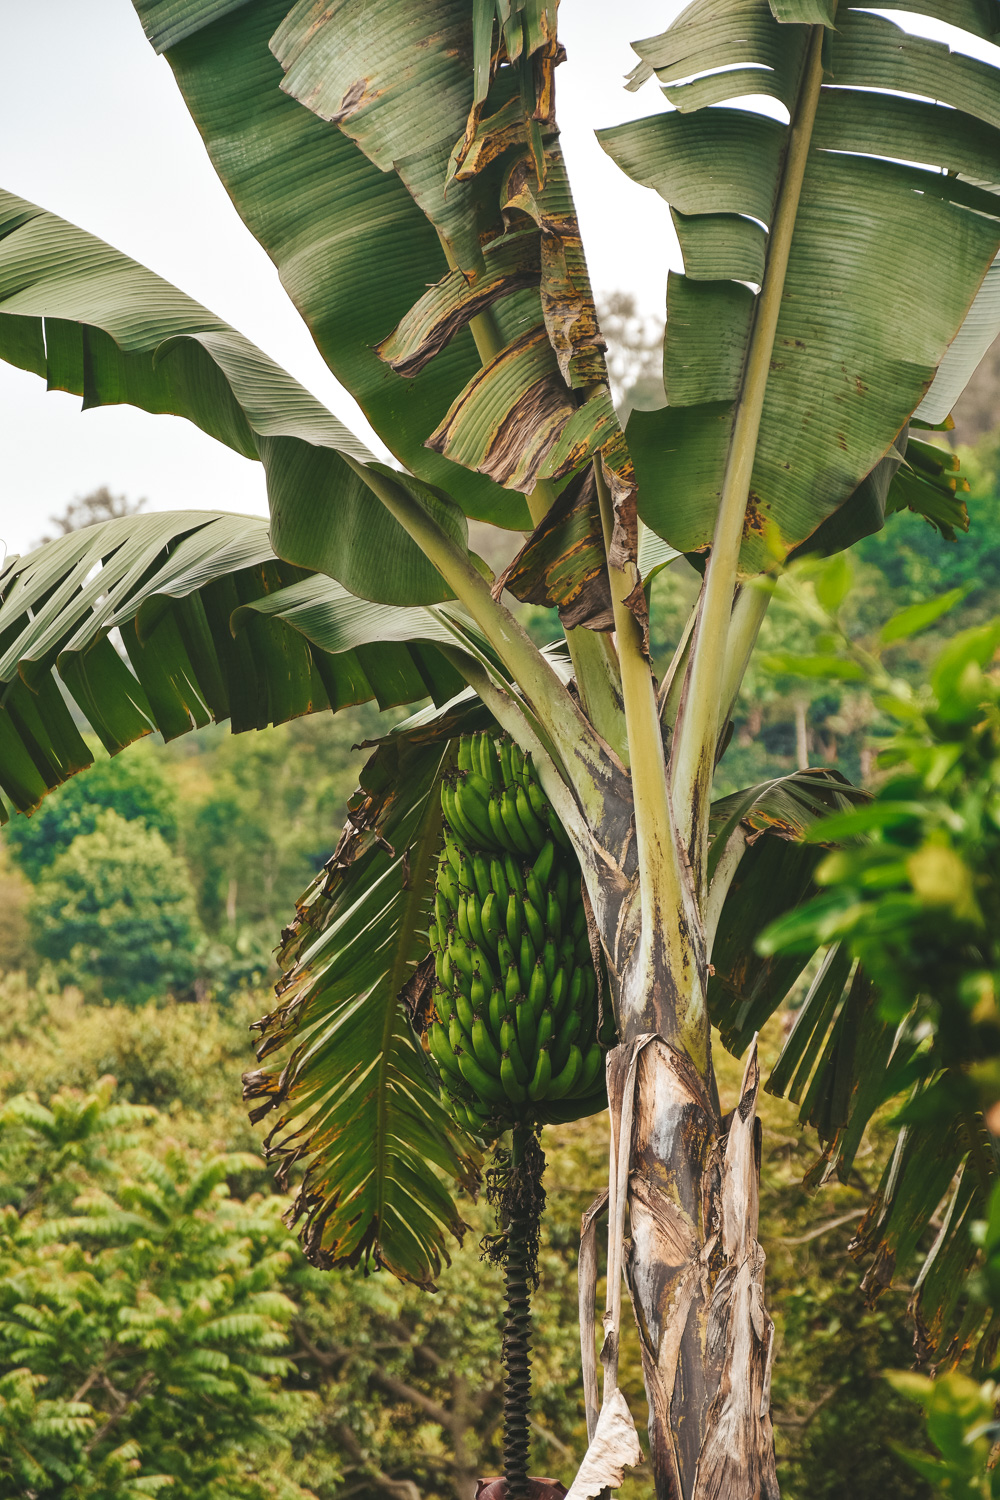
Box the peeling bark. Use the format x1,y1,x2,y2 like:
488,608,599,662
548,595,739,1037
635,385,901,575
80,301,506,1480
574,951,779,1500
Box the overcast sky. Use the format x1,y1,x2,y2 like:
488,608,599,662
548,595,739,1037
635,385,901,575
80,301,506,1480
1,3,996,561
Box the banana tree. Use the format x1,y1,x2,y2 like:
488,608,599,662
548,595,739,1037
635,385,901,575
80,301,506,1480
3,1,1000,1494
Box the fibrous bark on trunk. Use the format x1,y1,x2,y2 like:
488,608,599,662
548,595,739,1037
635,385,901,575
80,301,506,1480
576,1006,777,1498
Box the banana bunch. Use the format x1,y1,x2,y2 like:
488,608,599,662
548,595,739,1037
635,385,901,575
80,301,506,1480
425,733,606,1135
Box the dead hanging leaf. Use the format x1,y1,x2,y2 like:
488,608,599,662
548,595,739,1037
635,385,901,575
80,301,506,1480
399,951,436,1032
502,147,607,389
376,232,541,378
425,326,577,494
692,1042,779,1500
493,466,613,631
563,1388,644,1500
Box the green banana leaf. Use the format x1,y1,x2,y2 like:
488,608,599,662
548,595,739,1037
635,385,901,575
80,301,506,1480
0,513,487,820
130,0,532,529
245,722,481,1287
0,189,466,607
604,1,1000,569
131,0,635,544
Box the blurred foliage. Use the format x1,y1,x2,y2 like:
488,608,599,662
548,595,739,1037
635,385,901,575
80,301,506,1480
30,811,202,1004
887,1370,1000,1498
6,749,177,883
0,1079,312,1499
760,574,1000,1131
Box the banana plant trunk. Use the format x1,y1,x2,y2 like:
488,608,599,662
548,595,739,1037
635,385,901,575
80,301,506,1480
595,902,779,1499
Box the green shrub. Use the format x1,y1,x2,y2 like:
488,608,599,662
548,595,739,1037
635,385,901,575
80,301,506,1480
5,749,177,882
31,812,201,1003
0,1081,312,1500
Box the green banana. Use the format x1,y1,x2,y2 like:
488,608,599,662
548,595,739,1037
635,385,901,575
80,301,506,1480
442,781,478,847
518,934,535,995
531,840,556,889
487,793,509,850
472,948,496,992
535,1005,555,1055
481,891,501,948
523,897,545,952
453,987,476,1036
547,1044,583,1100
496,933,516,972
501,1019,529,1083
541,939,558,987
501,788,533,856
485,737,506,791
500,1054,527,1104
528,1047,552,1102
571,899,587,941
466,892,488,951
527,961,548,1017
449,933,475,984
515,784,547,850
489,857,509,907
525,776,550,826
489,987,508,1041
458,1047,507,1103
428,1022,463,1081
457,894,473,946
516,998,537,1058
505,893,523,949
438,856,459,907
429,732,613,1127
569,966,585,1010
449,1014,472,1057
576,1043,604,1095
457,738,477,776
469,971,489,1016
549,966,569,1019
435,987,455,1024
472,1017,502,1073
504,854,525,896
550,1007,582,1073
471,852,492,905
453,777,494,845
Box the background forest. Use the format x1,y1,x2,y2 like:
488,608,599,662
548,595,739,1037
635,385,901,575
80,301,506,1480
2,311,1000,1499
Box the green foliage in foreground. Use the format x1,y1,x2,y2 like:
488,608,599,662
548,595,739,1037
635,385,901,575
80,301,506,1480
0,978,935,1500
30,812,202,1004
0,1080,310,1500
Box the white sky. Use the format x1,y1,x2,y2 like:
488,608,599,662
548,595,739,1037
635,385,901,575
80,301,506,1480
1,3,997,560
0,0,684,558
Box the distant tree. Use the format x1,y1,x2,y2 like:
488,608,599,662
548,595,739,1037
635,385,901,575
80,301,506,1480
38,486,145,545
31,811,200,1003
6,752,177,883
596,291,663,412
0,1080,312,1500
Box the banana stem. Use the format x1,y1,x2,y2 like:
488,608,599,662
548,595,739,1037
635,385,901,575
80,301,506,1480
502,1122,535,1500
669,18,831,898
345,455,608,808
